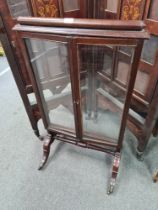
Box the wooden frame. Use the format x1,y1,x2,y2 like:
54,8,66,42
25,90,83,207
13,17,148,194
0,0,41,137
91,0,158,159
1,0,158,163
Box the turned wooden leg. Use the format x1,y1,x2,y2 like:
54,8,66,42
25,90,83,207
107,152,121,195
38,134,55,170
153,171,158,182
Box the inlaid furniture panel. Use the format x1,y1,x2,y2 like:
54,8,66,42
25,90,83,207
30,0,87,18
30,0,60,17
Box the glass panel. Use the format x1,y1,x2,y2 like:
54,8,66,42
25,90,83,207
102,46,113,76
115,48,134,86
78,44,135,142
119,46,133,56
107,0,118,12
7,0,31,18
148,0,158,20
25,38,75,132
141,35,158,64
134,70,149,95
63,0,79,12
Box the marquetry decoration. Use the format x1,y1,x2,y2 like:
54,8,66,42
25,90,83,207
31,0,59,17
121,0,146,20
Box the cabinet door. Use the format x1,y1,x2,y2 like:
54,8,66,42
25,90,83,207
118,0,158,113
77,41,139,142
59,0,87,18
24,37,77,136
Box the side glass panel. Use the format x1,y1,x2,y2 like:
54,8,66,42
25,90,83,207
25,38,75,132
148,0,158,20
78,44,135,142
62,0,79,12
134,70,149,95
115,47,134,86
7,0,31,18
79,45,113,77
141,35,158,65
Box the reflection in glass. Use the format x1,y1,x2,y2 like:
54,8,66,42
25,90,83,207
78,45,134,142
63,0,79,12
134,70,149,95
25,38,75,132
7,0,31,18
107,0,118,12
116,48,134,86
141,35,158,64
148,0,158,20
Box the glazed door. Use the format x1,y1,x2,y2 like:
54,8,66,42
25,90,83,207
75,39,140,144
22,35,77,136
95,0,158,115
120,0,158,113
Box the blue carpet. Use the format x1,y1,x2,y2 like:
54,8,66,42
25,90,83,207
0,57,158,210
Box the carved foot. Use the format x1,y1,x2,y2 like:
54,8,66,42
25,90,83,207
39,135,45,141
107,152,121,195
136,149,144,161
38,134,54,170
153,171,158,183
34,129,40,138
107,178,116,195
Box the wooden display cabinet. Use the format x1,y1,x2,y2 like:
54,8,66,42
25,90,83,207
1,0,158,158
13,17,148,194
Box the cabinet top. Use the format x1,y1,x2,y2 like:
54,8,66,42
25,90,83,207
16,17,146,30
13,17,149,39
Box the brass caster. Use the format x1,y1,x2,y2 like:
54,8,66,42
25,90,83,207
107,179,115,195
